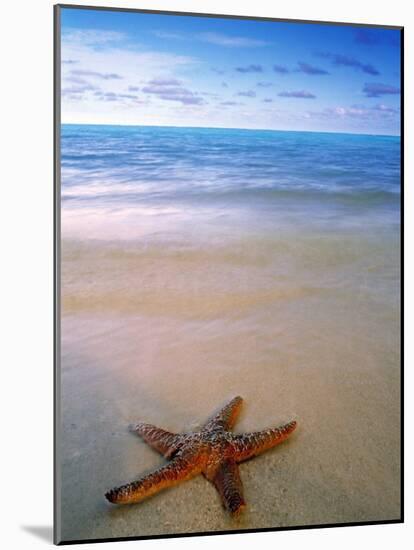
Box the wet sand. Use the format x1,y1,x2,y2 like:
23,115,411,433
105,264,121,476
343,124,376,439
57,225,401,542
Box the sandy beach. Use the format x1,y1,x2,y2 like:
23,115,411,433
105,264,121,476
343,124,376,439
58,223,400,541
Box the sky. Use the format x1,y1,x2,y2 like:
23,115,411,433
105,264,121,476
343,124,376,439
60,7,401,135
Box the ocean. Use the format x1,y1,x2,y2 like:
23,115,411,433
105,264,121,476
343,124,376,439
61,124,400,238
59,124,401,541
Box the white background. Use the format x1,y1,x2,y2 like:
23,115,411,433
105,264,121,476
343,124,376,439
0,0,410,548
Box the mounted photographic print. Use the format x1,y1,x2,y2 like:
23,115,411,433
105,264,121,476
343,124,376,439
54,4,403,545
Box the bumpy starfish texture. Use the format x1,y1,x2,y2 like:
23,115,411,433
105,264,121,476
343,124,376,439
105,396,297,515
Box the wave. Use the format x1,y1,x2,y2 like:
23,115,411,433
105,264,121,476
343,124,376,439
61,176,400,210
61,124,401,204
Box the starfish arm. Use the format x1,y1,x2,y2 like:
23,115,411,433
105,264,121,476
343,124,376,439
202,396,244,432
232,420,297,462
105,452,201,505
130,422,182,458
210,459,246,516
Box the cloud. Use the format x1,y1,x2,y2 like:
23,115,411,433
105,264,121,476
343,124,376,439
147,78,182,86
317,52,379,75
211,68,225,75
257,81,273,87
278,90,316,99
155,30,269,47
235,64,263,73
220,101,240,106
306,106,369,121
222,82,228,88
354,29,381,45
93,91,118,102
119,93,139,100
148,78,182,86
61,26,203,123
200,91,220,99
263,98,273,103
354,29,399,47
297,62,329,75
372,103,398,114
142,79,205,105
62,59,78,65
71,69,123,80
333,55,379,75
307,103,399,120
153,31,183,40
363,82,400,97
62,29,126,48
93,90,141,102
328,106,369,117
64,75,92,85
62,73,100,98
197,32,269,47
159,93,205,105
62,81,99,97
236,90,256,98
273,64,289,74
62,27,197,79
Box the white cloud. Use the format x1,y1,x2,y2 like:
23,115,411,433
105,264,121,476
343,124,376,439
197,32,269,47
307,104,399,121
62,29,126,48
61,27,200,124
154,30,270,47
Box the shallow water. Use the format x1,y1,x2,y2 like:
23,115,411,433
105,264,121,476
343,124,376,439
58,125,401,542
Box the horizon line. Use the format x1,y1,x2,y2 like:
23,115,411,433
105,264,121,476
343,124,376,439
60,121,400,139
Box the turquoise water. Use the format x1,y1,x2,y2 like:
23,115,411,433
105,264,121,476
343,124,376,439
61,124,400,239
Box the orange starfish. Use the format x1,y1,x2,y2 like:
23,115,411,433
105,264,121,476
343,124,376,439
105,396,297,515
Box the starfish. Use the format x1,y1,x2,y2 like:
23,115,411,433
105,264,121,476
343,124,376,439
105,396,297,515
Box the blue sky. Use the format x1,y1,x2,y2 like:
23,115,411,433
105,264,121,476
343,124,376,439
60,7,401,135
